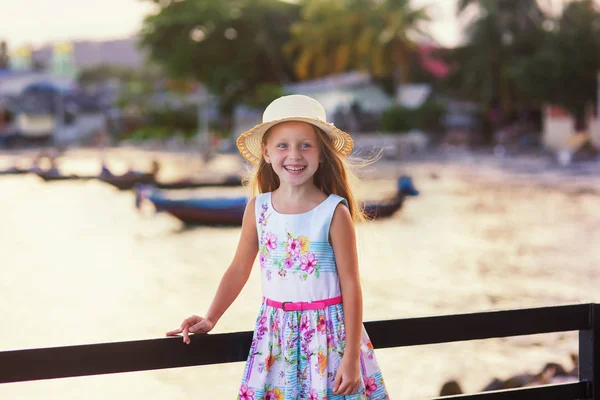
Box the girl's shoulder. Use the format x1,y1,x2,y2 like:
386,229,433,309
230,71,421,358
315,192,348,227
327,193,349,209
246,196,258,206
246,193,271,207
252,192,272,218
253,192,270,207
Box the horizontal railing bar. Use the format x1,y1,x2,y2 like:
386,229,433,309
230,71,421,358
431,381,590,400
0,331,253,384
0,304,593,384
368,303,591,349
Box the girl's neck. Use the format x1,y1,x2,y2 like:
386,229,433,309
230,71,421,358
273,182,324,205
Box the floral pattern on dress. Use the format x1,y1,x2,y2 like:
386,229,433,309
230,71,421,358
238,195,389,399
258,203,274,279
239,384,255,400
263,386,285,400
238,304,388,399
267,231,320,281
257,202,321,281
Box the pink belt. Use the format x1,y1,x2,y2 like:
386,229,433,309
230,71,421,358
264,296,343,311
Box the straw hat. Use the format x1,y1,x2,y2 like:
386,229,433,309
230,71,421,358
236,94,354,164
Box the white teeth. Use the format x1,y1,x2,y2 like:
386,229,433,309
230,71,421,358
285,166,305,172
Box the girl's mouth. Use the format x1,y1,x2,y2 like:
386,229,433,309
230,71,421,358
284,165,306,173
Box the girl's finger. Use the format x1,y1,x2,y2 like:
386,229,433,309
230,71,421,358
165,328,182,336
333,373,342,393
336,379,350,395
180,319,190,330
182,325,190,344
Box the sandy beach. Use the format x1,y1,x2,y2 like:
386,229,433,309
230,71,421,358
0,146,598,399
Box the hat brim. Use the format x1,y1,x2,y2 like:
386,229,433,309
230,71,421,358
236,117,354,164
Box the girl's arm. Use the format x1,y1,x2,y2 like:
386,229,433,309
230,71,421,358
203,197,259,326
330,203,363,394
169,198,258,342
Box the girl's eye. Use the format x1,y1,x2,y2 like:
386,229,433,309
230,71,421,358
300,143,311,149
277,143,287,149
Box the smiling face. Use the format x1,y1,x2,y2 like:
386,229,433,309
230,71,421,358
262,121,322,189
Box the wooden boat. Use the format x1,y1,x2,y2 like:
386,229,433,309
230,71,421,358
135,176,418,226
154,174,243,190
101,173,243,191
136,188,247,226
36,172,80,181
0,167,28,176
99,173,157,190
362,176,419,219
35,171,96,182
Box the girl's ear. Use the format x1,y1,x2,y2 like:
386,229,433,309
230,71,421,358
262,145,270,164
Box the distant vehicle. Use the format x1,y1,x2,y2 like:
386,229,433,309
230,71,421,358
6,80,106,146
0,95,22,146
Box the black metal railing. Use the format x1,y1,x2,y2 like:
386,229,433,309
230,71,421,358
1,303,597,399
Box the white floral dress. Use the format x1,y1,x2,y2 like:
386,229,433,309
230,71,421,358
237,192,389,400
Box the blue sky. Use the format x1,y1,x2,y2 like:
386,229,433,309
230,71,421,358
0,0,572,51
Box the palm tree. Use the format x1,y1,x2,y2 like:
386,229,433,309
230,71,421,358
516,0,600,122
445,0,549,142
283,0,348,80
371,0,430,88
284,0,430,92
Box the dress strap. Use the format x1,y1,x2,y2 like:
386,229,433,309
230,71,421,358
322,194,349,241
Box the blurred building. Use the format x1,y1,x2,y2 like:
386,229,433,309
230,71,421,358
234,71,395,138
0,70,106,145
30,38,144,70
0,70,73,96
543,104,599,154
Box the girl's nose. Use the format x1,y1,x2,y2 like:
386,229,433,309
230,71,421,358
288,148,302,159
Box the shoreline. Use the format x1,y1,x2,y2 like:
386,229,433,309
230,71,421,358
2,144,600,201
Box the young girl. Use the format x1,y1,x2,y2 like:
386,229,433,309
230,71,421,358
166,95,389,399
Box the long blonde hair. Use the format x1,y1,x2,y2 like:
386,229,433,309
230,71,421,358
246,124,366,222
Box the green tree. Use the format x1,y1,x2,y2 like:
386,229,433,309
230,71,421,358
284,0,430,90
514,0,600,122
77,65,138,85
443,0,548,143
139,0,300,120
0,41,9,70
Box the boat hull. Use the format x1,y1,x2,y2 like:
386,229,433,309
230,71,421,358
154,175,242,190
36,173,96,182
163,205,246,226
0,168,28,176
363,199,404,219
137,176,417,226
100,174,156,190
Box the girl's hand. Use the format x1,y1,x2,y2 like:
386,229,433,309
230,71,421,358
166,315,214,344
333,355,361,395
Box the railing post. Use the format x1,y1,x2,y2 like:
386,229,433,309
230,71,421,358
580,304,599,399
